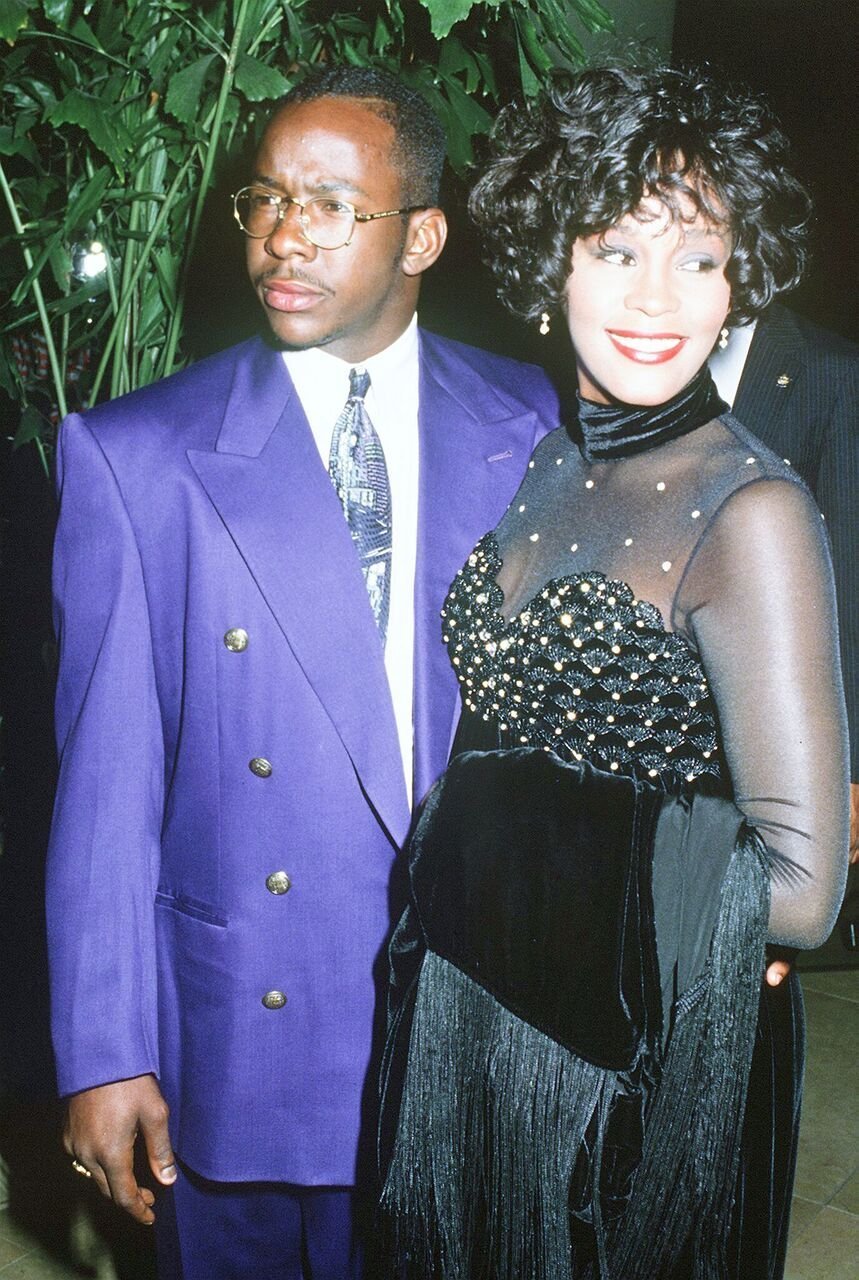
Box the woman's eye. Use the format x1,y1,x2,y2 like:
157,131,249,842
679,257,717,273
599,246,635,266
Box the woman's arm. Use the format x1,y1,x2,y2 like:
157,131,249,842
678,477,849,948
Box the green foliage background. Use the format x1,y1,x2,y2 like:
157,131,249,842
0,0,611,473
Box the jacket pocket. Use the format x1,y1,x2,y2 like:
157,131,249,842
154,889,228,928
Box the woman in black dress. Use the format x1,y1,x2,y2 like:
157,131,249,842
381,65,850,1280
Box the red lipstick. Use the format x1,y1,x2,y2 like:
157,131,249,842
607,330,688,364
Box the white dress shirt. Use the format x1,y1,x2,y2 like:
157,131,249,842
282,316,420,803
709,318,757,408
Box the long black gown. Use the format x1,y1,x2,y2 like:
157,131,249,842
435,385,849,1277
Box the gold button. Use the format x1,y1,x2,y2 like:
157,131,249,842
261,990,287,1010
249,757,272,778
224,627,249,652
266,871,291,895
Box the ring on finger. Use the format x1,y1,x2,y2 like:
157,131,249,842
71,1158,93,1178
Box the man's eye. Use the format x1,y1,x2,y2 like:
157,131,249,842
251,191,279,208
315,200,353,217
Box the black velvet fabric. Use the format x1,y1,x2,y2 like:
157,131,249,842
379,748,770,1280
730,971,805,1280
406,749,664,1069
576,364,727,461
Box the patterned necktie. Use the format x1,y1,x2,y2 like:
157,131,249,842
328,368,392,643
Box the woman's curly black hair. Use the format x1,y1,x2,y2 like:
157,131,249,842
469,64,812,325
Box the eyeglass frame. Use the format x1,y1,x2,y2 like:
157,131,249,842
231,185,427,250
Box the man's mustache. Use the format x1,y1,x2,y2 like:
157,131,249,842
253,266,335,297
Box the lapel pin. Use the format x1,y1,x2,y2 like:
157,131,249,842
776,374,791,387
487,450,513,463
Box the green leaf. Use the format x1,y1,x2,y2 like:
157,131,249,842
93,0,125,53
419,0,477,40
63,165,112,236
164,53,217,126
152,245,178,311
47,240,72,292
148,26,182,85
0,345,18,397
14,107,39,138
471,48,498,98
372,14,393,56
69,14,104,52
431,73,493,172
0,0,33,44
541,0,586,63
42,0,73,26
47,279,107,316
13,74,58,111
137,273,165,346
11,226,64,305
137,345,157,388
514,11,552,94
441,75,493,135
46,89,129,170
13,403,48,449
515,35,541,98
572,0,614,36
234,52,290,102
6,176,57,221
0,124,38,164
438,35,480,93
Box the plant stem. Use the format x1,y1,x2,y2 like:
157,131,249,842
88,153,195,403
0,157,64,477
111,194,140,399
159,0,252,378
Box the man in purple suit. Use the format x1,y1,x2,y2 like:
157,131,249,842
47,67,559,1278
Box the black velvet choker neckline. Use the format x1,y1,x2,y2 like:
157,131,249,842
577,366,728,462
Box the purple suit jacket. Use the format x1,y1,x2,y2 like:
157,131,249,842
46,329,559,1184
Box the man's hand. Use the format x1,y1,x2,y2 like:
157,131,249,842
63,1074,176,1224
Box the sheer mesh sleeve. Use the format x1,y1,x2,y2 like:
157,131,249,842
675,477,850,947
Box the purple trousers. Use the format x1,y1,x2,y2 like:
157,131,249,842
154,1163,366,1280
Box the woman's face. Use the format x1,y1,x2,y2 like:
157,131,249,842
564,196,732,406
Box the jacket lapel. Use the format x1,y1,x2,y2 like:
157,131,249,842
733,305,806,436
412,332,555,804
187,340,410,847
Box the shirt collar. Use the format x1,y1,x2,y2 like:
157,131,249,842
709,318,757,408
281,313,419,396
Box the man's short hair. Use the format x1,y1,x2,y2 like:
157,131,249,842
279,66,446,208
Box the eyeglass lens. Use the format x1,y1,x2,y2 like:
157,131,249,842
235,188,354,248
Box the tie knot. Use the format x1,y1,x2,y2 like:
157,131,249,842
349,368,370,401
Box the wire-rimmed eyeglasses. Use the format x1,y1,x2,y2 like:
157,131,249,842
231,186,426,250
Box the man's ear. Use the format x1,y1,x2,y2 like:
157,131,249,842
401,208,448,278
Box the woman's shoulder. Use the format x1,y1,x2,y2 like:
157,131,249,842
712,411,808,488
689,412,819,532
688,416,828,566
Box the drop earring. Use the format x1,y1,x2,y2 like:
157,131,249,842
539,312,551,336
718,327,729,350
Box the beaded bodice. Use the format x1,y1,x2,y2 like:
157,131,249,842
443,531,725,789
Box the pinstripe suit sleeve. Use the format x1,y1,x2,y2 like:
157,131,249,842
815,353,859,779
